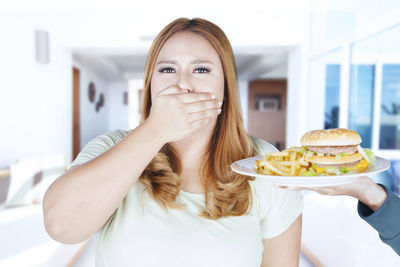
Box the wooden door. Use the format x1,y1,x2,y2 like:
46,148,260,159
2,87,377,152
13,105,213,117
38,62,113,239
72,67,81,160
248,80,287,151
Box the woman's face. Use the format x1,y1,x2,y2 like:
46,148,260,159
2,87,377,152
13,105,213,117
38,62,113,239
150,31,225,102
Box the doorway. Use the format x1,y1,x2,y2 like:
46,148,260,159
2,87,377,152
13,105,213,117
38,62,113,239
72,67,81,160
248,79,287,151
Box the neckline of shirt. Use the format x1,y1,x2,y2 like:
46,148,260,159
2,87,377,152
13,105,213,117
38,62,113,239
179,189,205,199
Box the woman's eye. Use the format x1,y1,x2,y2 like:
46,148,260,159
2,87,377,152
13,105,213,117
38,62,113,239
159,67,175,73
194,67,210,73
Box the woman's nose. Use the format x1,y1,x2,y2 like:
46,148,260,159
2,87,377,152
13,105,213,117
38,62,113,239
176,71,193,92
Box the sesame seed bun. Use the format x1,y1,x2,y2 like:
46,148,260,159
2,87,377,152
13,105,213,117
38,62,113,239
300,128,362,146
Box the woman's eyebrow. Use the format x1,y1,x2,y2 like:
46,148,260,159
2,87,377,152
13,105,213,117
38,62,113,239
156,59,214,65
156,60,177,65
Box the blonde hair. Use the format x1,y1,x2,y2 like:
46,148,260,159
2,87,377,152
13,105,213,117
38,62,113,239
139,17,257,219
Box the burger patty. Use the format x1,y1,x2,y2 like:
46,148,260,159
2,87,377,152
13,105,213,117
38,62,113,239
315,159,362,168
306,145,358,155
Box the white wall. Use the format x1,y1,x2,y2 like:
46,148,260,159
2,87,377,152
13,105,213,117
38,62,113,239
0,13,73,167
0,11,130,166
128,79,144,129
72,61,110,149
286,47,309,147
108,81,129,131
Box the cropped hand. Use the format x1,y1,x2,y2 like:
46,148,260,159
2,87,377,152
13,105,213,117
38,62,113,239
146,85,222,143
287,176,387,211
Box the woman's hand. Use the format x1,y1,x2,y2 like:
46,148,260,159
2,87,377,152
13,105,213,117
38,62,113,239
146,85,222,143
290,176,388,211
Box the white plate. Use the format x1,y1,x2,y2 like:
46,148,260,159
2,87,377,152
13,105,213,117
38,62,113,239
231,156,391,187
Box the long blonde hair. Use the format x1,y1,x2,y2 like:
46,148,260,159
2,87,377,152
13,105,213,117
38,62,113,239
139,17,257,219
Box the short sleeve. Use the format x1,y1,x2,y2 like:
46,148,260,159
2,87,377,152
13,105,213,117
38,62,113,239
250,135,279,155
249,136,304,239
259,184,303,238
70,129,130,168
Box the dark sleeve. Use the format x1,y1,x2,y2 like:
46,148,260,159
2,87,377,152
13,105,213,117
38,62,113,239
357,184,400,256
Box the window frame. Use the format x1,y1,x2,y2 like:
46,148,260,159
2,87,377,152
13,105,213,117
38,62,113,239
308,7,400,159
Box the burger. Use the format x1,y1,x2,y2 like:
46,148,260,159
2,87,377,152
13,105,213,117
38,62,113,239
300,128,375,176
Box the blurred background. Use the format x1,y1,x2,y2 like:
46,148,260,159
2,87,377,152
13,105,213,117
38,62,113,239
1,0,400,266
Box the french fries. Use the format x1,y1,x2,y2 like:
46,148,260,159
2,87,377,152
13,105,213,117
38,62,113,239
255,147,310,176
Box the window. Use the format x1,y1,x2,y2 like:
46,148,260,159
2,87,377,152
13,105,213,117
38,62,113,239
309,48,342,131
309,3,400,193
324,64,340,129
380,64,400,149
348,23,400,151
348,64,375,148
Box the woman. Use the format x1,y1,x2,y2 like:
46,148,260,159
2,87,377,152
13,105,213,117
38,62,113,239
43,18,303,267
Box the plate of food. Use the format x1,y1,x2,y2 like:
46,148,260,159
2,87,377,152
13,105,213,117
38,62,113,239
231,128,391,187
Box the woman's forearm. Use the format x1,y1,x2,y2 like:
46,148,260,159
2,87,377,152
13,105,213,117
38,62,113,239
43,120,165,244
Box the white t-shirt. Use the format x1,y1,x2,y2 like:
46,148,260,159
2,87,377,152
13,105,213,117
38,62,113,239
70,129,304,267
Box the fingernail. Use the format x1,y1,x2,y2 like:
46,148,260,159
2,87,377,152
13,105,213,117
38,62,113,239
218,101,222,106
211,94,216,99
